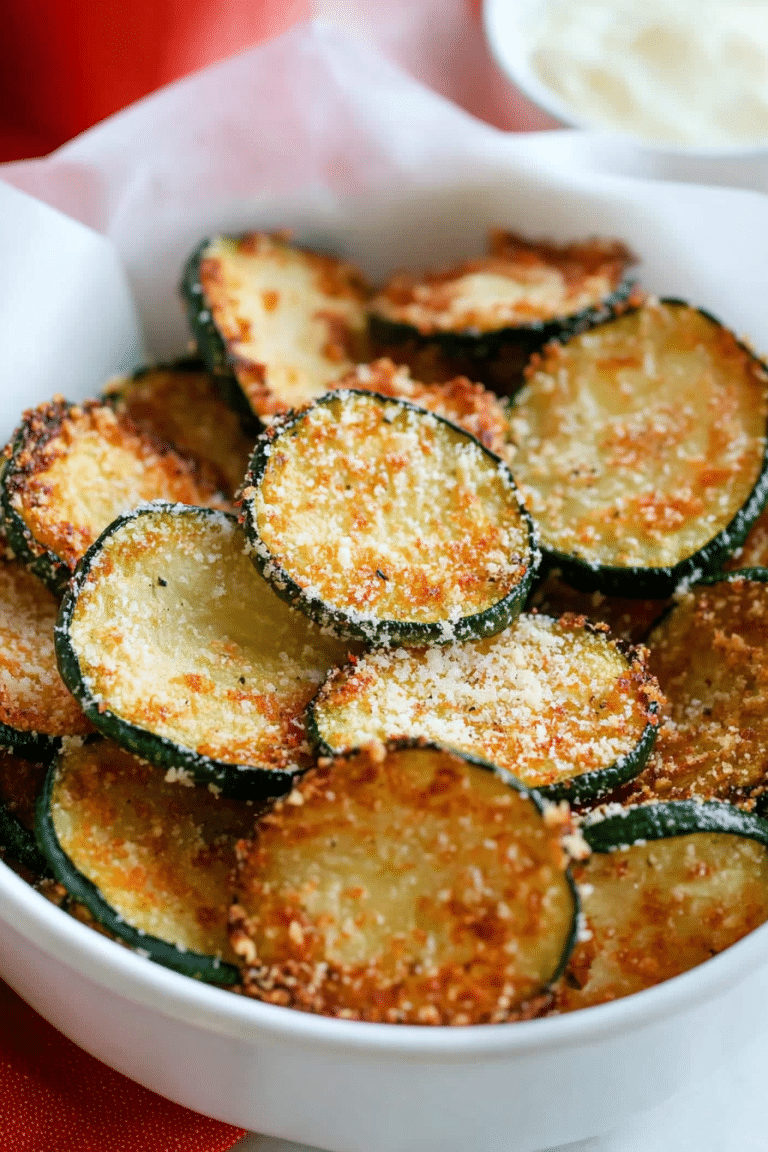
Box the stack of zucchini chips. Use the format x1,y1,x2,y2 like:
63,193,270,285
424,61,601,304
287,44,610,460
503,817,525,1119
3,228,768,1024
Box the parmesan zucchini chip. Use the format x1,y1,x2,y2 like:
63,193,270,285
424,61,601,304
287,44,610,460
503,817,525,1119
241,390,538,646
231,743,578,1024
104,359,256,498
309,613,659,804
56,505,354,799
368,232,637,394
0,557,91,759
630,572,768,806
0,751,49,874
36,738,254,983
334,358,509,456
0,398,226,593
505,300,768,596
182,233,369,419
556,802,768,1012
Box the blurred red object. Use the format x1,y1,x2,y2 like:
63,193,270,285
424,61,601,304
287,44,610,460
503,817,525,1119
0,0,310,162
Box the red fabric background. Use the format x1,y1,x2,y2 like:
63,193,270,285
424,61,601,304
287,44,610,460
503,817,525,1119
0,979,246,1151
0,0,309,161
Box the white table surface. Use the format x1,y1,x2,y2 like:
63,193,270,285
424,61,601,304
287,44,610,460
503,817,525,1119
230,1021,768,1152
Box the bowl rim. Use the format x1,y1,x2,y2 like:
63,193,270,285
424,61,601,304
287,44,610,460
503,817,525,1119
4,851,768,1062
482,0,768,160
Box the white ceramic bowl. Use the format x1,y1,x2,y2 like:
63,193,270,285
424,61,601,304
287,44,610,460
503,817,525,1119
483,0,768,187
3,160,768,1152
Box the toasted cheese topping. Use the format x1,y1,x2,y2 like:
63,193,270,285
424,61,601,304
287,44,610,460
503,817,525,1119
198,234,369,418
51,739,253,959
632,578,768,803
312,613,657,790
0,559,90,737
369,233,634,335
232,744,575,1024
67,508,353,772
505,301,768,569
556,833,768,1012
245,391,534,639
335,359,509,456
105,363,255,497
4,398,225,573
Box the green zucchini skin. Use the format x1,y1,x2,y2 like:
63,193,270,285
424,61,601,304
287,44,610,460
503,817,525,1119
178,240,276,430
34,761,240,985
583,800,768,854
0,722,61,763
241,390,540,647
54,506,295,803
510,300,768,599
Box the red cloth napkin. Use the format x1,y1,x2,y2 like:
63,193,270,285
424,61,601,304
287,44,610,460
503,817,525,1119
0,980,247,1152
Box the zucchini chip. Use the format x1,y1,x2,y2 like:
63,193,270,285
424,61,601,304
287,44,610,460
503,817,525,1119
556,802,768,1012
631,572,768,806
56,505,354,799
1,398,227,593
309,613,660,804
368,232,637,393
241,390,538,646
334,358,509,456
0,557,91,759
104,359,256,497
231,742,578,1024
0,751,49,874
505,300,768,596
182,233,369,420
36,738,255,983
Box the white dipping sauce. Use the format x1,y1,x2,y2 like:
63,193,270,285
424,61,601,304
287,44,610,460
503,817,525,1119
524,0,768,147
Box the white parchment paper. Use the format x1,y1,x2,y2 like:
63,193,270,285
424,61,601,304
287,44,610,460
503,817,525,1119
2,21,768,1152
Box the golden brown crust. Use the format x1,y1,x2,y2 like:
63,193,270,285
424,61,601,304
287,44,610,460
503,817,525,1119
505,301,768,569
553,833,768,1012
106,365,255,497
334,359,509,456
370,233,636,334
52,739,254,959
249,392,531,631
4,397,227,573
232,744,576,1024
629,578,768,805
199,234,370,419
0,559,90,736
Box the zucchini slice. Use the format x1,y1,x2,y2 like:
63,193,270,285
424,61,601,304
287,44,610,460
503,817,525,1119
56,504,354,799
0,557,91,759
556,801,768,1012
104,359,256,497
0,750,49,874
231,742,578,1024
181,233,370,420
241,390,538,646
308,612,660,805
0,398,227,593
631,572,768,805
334,358,509,457
368,232,637,394
36,737,254,983
504,300,768,596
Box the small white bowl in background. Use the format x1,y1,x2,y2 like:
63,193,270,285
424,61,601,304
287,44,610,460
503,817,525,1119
483,0,768,190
